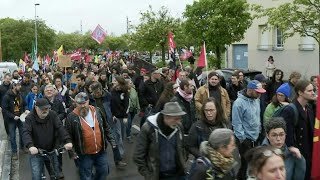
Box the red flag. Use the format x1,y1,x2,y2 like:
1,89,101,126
311,76,320,179
91,24,107,44
84,49,90,63
24,52,29,63
180,50,193,60
168,31,176,54
197,42,207,67
70,49,82,61
45,54,50,65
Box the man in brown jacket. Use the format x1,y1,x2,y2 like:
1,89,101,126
194,71,231,120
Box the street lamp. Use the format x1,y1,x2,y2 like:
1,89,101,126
34,3,40,55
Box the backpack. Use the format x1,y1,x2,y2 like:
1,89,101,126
272,103,299,126
187,156,216,180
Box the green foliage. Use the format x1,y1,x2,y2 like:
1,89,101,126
0,18,56,60
252,0,320,43
131,5,181,64
184,0,252,68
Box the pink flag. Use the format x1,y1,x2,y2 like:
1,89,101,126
180,50,193,60
70,49,82,61
168,31,176,54
91,24,107,44
84,49,91,63
197,42,207,67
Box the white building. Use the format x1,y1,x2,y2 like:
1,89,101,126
226,0,319,79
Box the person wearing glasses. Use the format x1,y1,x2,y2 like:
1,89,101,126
246,146,285,180
22,98,73,179
187,97,229,158
262,117,306,179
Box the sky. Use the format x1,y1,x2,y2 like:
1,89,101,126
0,0,194,36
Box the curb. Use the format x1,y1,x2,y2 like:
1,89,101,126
1,140,11,180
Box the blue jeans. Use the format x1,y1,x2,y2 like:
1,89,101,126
29,154,59,180
114,118,125,157
8,120,23,153
78,151,109,180
126,112,136,138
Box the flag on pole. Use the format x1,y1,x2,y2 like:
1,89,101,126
70,49,82,61
311,76,320,179
168,31,176,55
197,42,207,67
45,54,50,65
57,45,63,56
32,42,39,71
24,52,29,63
18,59,26,74
84,49,91,63
179,50,193,60
91,24,107,44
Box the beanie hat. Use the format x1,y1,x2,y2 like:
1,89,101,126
254,74,267,82
276,83,290,98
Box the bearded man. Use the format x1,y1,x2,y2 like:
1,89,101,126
65,92,116,180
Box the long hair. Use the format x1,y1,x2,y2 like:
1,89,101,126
155,82,175,110
200,97,227,125
271,69,283,83
271,94,290,107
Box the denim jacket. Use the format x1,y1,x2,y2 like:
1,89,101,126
261,138,306,180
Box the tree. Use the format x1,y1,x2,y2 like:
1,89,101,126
252,0,320,71
55,31,83,53
184,0,252,69
132,5,180,64
0,18,56,60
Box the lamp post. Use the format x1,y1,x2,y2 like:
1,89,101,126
34,3,40,54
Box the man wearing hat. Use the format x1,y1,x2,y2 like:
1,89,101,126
134,68,147,90
133,102,186,180
231,80,266,179
22,98,73,179
65,92,116,180
1,81,25,160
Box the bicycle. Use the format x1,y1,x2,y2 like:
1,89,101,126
37,147,66,180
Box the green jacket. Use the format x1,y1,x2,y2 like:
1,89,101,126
263,103,281,125
129,87,140,113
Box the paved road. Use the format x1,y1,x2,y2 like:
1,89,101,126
19,116,144,180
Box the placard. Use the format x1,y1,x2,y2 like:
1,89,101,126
58,55,72,67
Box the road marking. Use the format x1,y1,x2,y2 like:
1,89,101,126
132,125,140,131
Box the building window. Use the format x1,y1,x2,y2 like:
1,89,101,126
257,25,269,50
299,36,315,51
273,27,284,50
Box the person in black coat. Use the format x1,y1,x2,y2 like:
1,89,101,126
0,73,12,136
110,76,129,163
279,80,315,180
22,98,72,179
2,82,26,159
44,84,66,121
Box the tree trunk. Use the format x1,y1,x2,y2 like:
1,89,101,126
161,44,166,66
215,46,222,69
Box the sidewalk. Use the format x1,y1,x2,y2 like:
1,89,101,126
0,112,12,180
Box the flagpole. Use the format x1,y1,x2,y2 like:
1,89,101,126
0,30,2,62
204,41,209,98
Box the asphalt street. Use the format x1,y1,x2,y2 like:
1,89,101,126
18,116,144,180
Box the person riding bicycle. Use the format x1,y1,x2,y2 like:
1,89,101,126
22,98,73,179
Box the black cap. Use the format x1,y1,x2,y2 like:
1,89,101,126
35,98,51,110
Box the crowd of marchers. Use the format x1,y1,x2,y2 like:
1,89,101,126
0,53,318,180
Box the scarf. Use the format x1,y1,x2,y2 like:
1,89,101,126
207,145,234,178
177,87,193,102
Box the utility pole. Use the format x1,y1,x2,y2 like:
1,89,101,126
0,30,2,62
126,16,131,34
34,3,40,55
80,20,83,35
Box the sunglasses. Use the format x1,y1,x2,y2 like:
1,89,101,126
262,148,283,157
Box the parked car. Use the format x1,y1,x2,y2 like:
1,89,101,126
198,68,262,86
0,62,18,85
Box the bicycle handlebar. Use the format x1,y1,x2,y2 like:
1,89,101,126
38,147,66,156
